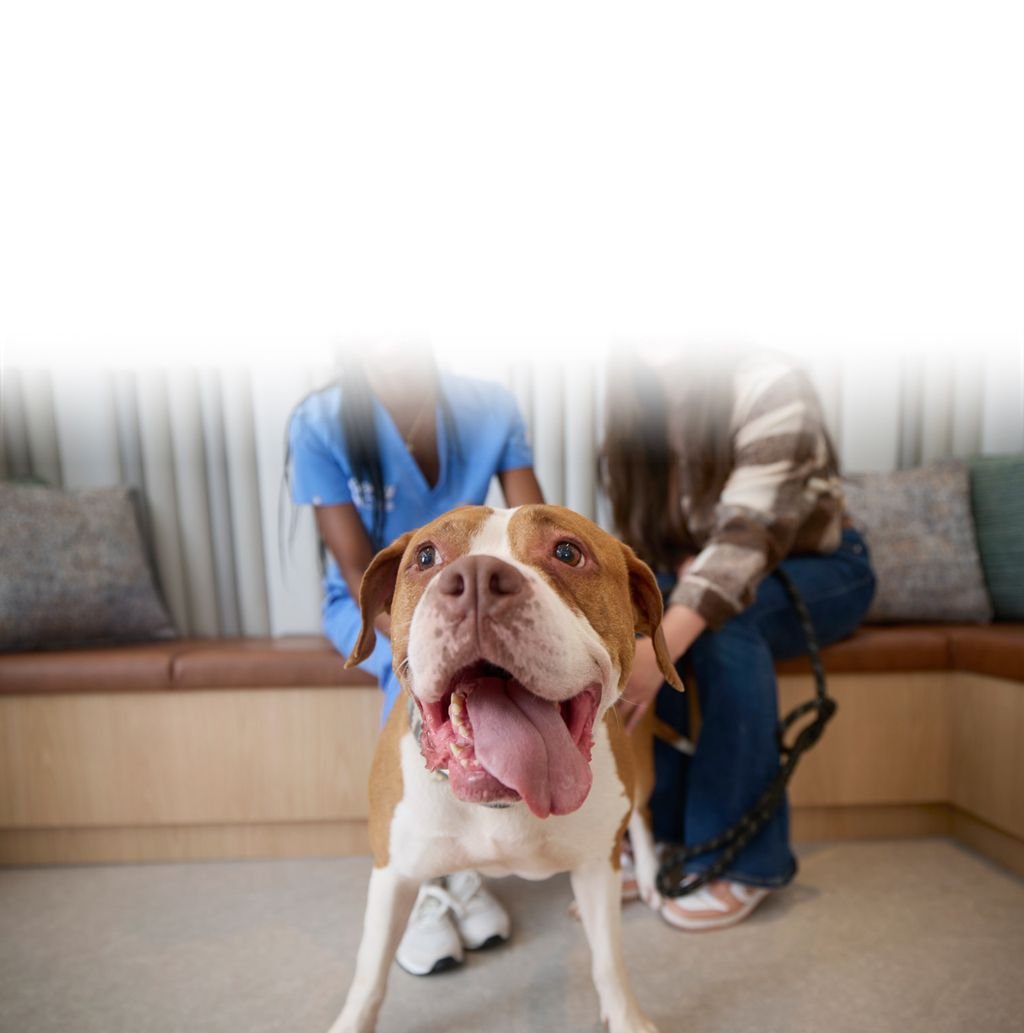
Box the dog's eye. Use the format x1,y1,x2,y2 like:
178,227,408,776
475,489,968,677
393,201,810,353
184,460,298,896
553,540,584,567
415,544,439,570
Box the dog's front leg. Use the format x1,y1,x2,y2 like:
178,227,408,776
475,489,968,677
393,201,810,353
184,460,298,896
327,866,419,1033
570,859,660,1033
627,809,662,911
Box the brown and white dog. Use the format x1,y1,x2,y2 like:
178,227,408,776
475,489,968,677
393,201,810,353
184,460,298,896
328,504,682,1033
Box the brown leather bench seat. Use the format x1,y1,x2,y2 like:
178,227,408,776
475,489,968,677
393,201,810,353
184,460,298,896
776,623,1023,681
2,625,1020,694
0,636,376,694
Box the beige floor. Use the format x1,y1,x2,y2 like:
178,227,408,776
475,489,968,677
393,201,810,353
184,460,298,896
1,839,1022,1033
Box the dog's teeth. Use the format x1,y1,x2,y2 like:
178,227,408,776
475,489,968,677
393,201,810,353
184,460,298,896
449,742,471,768
449,692,472,739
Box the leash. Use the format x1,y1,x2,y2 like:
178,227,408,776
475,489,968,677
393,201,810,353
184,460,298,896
655,567,837,899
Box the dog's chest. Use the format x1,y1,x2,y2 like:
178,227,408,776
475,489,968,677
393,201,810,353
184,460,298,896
385,721,630,882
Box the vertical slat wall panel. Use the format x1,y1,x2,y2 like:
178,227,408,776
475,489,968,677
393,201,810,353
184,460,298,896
919,356,955,464
0,382,6,480
197,370,242,638
980,350,1024,453
564,360,597,521
897,354,925,469
805,356,843,459
3,349,1022,637
167,370,220,636
839,355,903,473
112,370,146,489
592,354,613,531
220,368,271,636
136,370,190,635
1,370,33,481
532,362,566,505
951,354,985,458
250,367,322,636
50,369,122,488
17,370,63,487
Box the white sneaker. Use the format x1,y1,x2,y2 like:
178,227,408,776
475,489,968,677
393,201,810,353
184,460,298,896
395,880,464,976
445,870,511,950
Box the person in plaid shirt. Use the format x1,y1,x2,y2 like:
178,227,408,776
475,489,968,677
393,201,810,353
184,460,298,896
604,347,876,930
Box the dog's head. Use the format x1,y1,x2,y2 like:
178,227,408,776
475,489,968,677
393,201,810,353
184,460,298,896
347,504,682,818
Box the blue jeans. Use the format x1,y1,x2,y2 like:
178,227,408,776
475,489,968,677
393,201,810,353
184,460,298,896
650,527,876,888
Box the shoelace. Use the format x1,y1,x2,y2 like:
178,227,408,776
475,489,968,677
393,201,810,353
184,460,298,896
445,870,483,907
410,881,467,925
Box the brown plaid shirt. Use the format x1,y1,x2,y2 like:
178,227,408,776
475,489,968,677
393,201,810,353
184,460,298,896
667,357,845,628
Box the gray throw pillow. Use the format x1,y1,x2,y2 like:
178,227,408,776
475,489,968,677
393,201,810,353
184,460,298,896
842,461,993,623
0,482,177,650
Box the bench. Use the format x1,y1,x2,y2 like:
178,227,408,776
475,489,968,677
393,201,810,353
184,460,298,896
1,626,1021,874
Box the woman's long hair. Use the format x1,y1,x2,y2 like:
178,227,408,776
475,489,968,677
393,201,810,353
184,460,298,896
600,349,736,572
336,351,461,551
285,348,461,559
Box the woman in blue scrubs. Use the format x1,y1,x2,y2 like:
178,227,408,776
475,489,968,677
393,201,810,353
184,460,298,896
288,345,544,974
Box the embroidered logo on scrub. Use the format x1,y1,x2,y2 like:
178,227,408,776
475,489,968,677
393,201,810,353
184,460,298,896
348,479,397,512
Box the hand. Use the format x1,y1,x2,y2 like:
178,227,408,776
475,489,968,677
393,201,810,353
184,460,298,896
616,604,707,732
617,637,667,733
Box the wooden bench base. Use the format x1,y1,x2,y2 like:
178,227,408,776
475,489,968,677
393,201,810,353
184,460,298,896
1,671,1021,875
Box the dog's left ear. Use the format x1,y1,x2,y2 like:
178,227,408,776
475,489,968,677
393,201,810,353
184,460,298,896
345,532,414,668
622,544,685,692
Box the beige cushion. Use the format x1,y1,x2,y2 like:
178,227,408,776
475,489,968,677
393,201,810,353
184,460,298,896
0,482,176,650
843,462,992,623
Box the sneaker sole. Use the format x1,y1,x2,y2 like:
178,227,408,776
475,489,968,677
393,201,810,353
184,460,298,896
395,954,463,976
464,932,509,952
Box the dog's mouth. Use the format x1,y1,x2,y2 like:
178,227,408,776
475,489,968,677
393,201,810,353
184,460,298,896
417,660,601,818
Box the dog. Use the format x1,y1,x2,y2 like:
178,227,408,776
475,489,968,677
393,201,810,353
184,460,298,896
328,504,682,1033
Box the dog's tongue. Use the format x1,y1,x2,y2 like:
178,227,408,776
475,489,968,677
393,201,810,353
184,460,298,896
466,679,592,818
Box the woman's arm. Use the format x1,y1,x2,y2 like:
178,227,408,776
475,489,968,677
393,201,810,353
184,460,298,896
498,466,545,506
617,551,706,731
314,504,392,639
670,366,838,630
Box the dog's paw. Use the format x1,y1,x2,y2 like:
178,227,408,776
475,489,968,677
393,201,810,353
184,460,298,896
603,1009,660,1033
326,1007,376,1033
638,884,662,912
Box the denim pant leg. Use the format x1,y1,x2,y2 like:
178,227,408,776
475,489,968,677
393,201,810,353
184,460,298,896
668,528,876,887
682,612,797,887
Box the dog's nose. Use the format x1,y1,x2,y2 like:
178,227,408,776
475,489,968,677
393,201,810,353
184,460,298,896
436,555,526,621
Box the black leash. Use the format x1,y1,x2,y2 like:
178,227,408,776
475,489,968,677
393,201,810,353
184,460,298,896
655,567,837,898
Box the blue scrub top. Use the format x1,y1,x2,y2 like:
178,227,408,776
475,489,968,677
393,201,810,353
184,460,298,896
288,371,534,715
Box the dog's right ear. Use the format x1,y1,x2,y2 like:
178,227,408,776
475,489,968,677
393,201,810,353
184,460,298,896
345,532,414,668
621,542,685,693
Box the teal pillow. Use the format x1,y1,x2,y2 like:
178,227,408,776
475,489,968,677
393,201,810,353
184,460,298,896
970,455,1024,620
